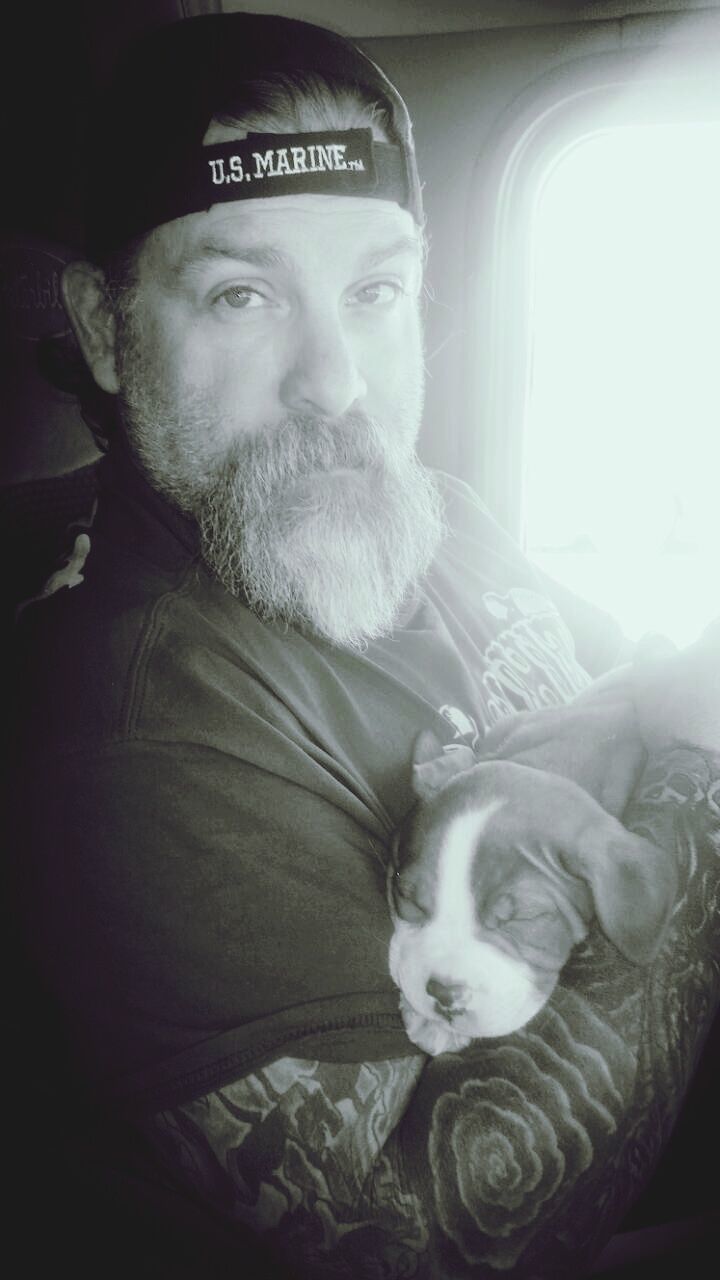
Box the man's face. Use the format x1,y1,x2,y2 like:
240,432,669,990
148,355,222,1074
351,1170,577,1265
113,193,444,649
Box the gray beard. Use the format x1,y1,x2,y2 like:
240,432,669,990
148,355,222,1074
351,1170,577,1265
122,397,445,651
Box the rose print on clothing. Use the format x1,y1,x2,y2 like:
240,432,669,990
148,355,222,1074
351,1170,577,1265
426,993,637,1271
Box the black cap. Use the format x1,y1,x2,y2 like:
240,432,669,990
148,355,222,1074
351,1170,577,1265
85,12,423,259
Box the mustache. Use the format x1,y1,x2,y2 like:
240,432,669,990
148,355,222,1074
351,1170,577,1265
210,409,403,495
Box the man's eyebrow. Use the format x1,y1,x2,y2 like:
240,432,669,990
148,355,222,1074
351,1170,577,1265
174,241,292,276
359,235,423,269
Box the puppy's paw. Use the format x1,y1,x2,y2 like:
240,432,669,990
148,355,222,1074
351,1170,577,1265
399,996,473,1056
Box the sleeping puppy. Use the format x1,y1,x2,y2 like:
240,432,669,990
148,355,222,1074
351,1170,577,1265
388,727,679,1055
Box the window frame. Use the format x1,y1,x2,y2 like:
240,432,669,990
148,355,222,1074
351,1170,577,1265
462,44,720,540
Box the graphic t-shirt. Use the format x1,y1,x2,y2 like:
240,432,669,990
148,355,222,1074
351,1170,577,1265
12,450,627,1112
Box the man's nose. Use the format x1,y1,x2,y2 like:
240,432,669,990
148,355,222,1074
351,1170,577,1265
280,310,367,417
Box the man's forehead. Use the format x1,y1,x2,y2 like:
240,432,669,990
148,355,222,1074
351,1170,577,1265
146,196,422,277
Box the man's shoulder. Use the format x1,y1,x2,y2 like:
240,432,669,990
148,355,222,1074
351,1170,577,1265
428,469,542,601
13,533,211,754
11,529,328,765
430,471,515,550
433,469,494,521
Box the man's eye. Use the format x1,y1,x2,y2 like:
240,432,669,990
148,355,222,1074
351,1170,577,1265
348,280,404,307
215,285,269,310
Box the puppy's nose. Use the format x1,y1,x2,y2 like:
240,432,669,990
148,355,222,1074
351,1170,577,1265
426,977,467,1012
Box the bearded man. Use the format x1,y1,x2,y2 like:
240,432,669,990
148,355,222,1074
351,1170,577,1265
10,13,720,1280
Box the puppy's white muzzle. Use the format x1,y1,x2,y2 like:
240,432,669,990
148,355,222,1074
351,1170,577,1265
389,916,551,1054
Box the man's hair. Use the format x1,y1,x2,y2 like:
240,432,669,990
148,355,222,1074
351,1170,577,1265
45,70,401,449
215,69,397,142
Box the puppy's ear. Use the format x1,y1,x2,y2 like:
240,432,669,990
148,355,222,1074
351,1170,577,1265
411,728,477,801
566,815,678,965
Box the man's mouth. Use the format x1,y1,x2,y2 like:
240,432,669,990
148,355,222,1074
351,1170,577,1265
287,459,376,487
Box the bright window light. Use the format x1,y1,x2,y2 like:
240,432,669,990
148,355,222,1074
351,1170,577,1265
524,123,720,647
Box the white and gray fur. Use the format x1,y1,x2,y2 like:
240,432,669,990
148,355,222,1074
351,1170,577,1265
388,730,677,1055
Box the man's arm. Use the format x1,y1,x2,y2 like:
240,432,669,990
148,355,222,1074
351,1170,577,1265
148,1055,429,1276
142,744,720,1278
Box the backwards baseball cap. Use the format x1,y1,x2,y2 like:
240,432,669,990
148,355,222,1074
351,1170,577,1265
85,12,423,259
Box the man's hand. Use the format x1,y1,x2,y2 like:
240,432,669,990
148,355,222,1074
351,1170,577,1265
479,690,645,818
480,619,720,815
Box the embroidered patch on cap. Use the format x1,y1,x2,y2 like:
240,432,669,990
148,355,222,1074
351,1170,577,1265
208,129,375,191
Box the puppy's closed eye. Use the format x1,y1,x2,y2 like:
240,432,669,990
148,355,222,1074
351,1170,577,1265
480,893,516,928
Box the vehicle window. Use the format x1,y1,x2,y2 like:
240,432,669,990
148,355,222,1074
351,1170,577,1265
524,122,720,645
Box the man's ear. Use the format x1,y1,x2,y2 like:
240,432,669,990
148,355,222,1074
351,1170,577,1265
411,728,477,801
61,261,120,395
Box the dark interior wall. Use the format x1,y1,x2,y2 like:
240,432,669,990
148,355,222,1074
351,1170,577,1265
0,0,202,484
0,1,94,483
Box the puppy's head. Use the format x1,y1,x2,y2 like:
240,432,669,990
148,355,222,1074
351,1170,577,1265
389,729,677,1055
